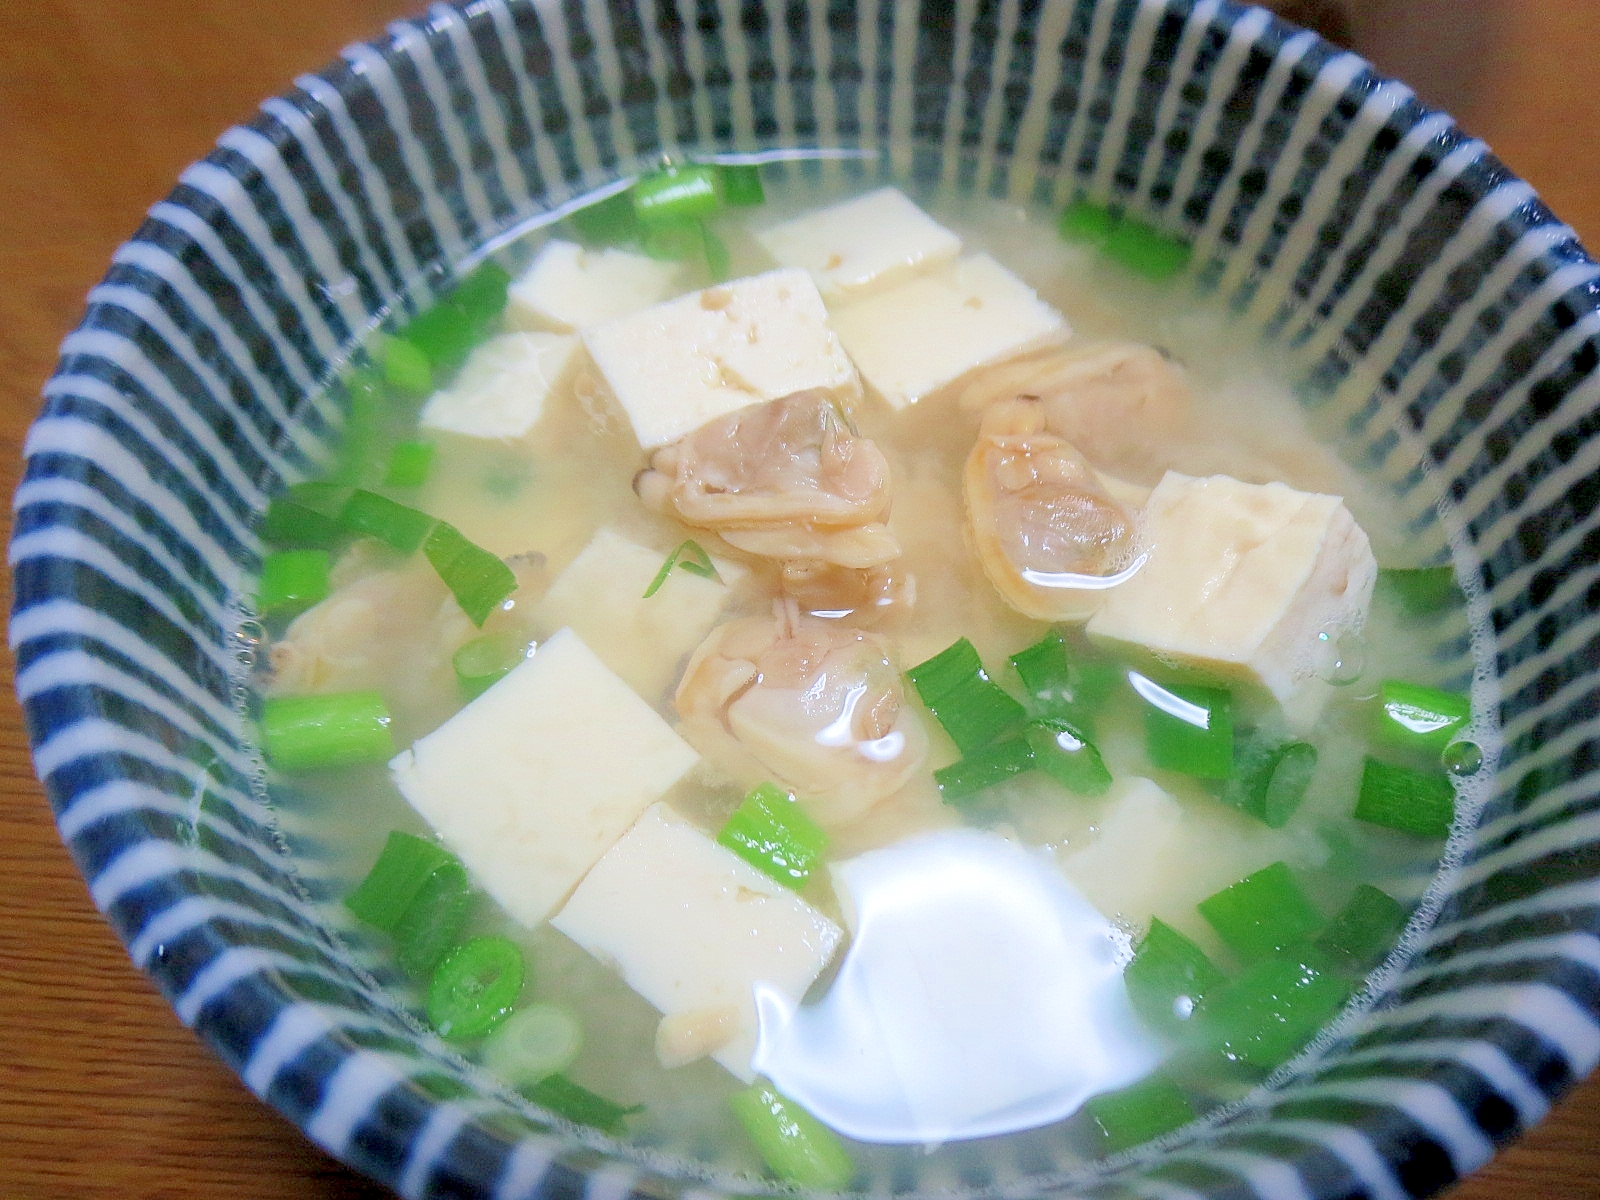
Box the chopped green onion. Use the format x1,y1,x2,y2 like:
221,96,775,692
718,783,828,889
1058,198,1118,245
1378,565,1462,617
1354,757,1455,838
383,439,436,488
719,163,765,207
640,220,706,262
260,691,395,772
1023,717,1112,795
424,521,518,626
907,638,1028,755
1194,952,1350,1068
1221,735,1317,828
1374,680,1471,755
1084,1075,1196,1153
338,489,435,555
344,830,458,934
453,632,533,700
1197,862,1322,962
729,1081,855,1191
934,735,1034,802
522,1073,642,1134
256,548,331,618
1123,918,1227,1036
261,482,351,549
329,370,388,487
375,332,433,395
392,859,473,978
1136,674,1234,780
481,1002,584,1087
398,261,511,371
642,539,720,598
1104,217,1192,280
633,163,724,226
1009,628,1118,729
570,186,639,245
426,935,525,1040
1315,884,1408,975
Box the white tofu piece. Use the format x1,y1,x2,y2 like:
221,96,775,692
418,331,581,442
506,239,686,333
754,187,962,299
1086,472,1378,729
1056,777,1187,924
829,254,1070,409
582,268,860,450
389,628,699,926
534,527,742,702
553,803,843,1082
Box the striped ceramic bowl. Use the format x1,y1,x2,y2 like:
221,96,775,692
12,0,1599,1196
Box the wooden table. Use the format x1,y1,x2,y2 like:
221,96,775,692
1,2,1595,1197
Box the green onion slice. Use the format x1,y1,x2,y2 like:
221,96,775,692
522,1073,642,1133
1374,680,1471,755
569,186,639,246
1197,862,1322,963
907,638,1028,755
642,539,719,598
717,783,828,889
426,935,526,1040
1123,918,1227,1036
261,482,351,549
1058,198,1118,245
1378,565,1462,617
729,1081,855,1191
1354,756,1455,838
1023,717,1112,795
934,735,1034,803
397,260,511,372
480,1002,584,1088
1194,953,1350,1069
338,489,435,556
1008,628,1117,729
260,691,395,772
345,830,458,934
376,332,433,395
393,859,473,979
257,548,331,619
1104,217,1192,280
1315,884,1408,975
1134,673,1234,780
1221,734,1317,829
1084,1075,1196,1153
718,163,765,207
453,632,533,700
633,163,724,226
424,521,518,626
383,440,436,488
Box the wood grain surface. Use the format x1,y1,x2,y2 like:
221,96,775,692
1,3,1595,1198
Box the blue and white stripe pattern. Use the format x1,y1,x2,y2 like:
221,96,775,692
11,0,1599,1195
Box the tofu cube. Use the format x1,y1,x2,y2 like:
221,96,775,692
829,254,1069,409
754,187,962,299
553,803,843,1081
389,628,699,926
506,239,686,333
582,268,860,450
534,527,742,702
418,331,581,442
1086,472,1378,729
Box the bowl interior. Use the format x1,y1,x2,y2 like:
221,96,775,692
12,0,1600,1197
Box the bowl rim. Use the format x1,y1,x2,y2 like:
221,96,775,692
13,0,1600,1196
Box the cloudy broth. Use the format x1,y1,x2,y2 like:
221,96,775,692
256,166,1485,1187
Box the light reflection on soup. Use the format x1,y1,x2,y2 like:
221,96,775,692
253,164,1482,1186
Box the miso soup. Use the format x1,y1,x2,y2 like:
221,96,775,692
248,159,1488,1189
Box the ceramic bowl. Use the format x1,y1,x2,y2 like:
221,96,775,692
12,0,1600,1196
